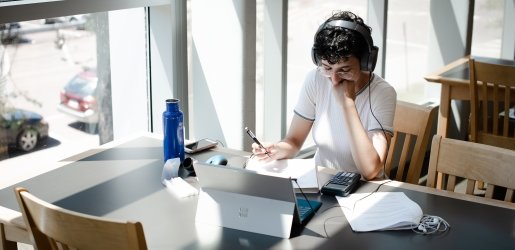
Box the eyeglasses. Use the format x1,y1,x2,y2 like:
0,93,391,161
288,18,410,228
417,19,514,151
317,66,353,79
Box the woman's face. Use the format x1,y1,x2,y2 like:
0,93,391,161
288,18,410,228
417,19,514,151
319,57,361,86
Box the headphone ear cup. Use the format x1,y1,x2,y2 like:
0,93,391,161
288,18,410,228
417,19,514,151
311,46,319,66
368,46,379,72
360,46,379,72
360,52,369,71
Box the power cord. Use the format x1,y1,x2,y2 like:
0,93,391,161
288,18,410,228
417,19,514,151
196,137,225,148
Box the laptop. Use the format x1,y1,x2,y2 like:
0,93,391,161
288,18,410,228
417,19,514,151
193,162,322,238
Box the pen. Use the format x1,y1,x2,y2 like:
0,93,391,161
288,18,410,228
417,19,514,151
244,127,271,158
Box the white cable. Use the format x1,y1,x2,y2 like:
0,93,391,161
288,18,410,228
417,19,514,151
412,215,450,235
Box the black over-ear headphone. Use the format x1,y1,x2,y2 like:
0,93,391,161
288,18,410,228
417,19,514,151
311,19,379,72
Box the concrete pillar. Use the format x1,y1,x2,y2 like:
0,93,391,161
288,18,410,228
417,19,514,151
427,0,474,140
368,0,388,78
262,0,287,142
191,0,256,150
501,0,515,60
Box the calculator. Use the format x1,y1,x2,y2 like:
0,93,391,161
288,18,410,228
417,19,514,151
321,171,361,197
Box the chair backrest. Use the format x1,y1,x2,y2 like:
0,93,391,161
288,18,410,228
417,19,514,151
469,58,515,150
385,101,437,184
427,135,515,202
14,187,147,250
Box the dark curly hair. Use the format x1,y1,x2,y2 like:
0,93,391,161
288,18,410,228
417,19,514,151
313,11,372,65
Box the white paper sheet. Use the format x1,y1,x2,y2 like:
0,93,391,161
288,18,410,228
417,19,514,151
337,192,423,232
164,177,199,198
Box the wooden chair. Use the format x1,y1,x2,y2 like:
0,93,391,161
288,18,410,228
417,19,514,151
14,187,147,250
385,101,437,184
469,57,515,150
427,135,515,202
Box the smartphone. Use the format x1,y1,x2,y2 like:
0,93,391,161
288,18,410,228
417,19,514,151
184,138,218,154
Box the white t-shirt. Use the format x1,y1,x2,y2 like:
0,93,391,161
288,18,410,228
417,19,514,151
294,69,397,171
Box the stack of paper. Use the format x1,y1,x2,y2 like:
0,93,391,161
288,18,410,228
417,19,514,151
164,177,199,198
337,192,423,232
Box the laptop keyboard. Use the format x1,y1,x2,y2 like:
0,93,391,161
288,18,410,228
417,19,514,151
296,198,322,222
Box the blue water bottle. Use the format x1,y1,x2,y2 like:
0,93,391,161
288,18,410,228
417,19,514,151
163,99,185,162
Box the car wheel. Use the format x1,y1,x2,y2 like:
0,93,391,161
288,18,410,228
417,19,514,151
17,129,39,152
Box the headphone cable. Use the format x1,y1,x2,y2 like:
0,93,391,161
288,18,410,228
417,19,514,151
366,72,391,180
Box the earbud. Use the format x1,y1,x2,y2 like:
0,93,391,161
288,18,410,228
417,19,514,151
428,217,439,226
418,225,427,233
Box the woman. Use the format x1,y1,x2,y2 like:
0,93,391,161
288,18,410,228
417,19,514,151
252,11,396,180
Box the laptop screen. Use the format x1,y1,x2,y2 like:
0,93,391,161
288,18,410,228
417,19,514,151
194,163,296,204
193,163,321,238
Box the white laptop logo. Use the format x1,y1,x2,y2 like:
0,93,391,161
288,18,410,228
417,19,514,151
239,207,249,218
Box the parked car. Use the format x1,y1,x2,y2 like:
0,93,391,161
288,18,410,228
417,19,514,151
58,69,98,124
0,22,31,45
44,15,89,30
0,108,49,152
44,14,88,24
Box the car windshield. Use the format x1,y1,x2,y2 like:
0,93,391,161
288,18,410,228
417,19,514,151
1,109,40,122
64,72,97,96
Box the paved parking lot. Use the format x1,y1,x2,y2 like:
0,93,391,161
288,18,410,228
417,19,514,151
1,21,99,189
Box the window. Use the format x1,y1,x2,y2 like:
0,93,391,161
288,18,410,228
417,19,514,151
385,0,430,104
0,1,158,189
1,15,101,166
470,0,504,58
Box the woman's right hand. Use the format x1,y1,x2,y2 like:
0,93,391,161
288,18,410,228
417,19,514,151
251,142,276,161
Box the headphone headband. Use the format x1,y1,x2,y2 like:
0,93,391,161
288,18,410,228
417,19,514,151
311,19,378,72
324,20,374,53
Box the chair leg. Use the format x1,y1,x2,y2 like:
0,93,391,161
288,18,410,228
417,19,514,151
1,223,18,250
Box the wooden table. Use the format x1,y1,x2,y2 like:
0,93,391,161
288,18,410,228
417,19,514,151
1,134,514,249
424,56,515,137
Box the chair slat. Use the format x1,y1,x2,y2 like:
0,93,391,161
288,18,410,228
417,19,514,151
436,172,443,190
385,131,399,176
396,134,413,181
481,81,488,131
446,175,456,192
465,179,475,195
503,87,510,137
485,185,495,199
505,189,514,202
492,84,499,135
